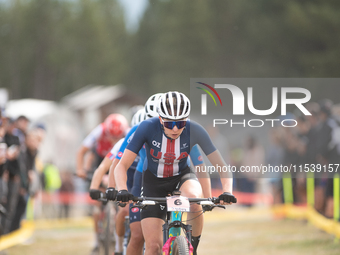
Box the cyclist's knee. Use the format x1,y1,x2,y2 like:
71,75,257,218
146,242,162,254
180,181,203,198
132,232,144,242
129,234,144,248
181,188,202,199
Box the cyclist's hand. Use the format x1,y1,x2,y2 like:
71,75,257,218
116,190,134,203
106,187,118,201
76,169,87,179
218,192,237,204
89,189,102,200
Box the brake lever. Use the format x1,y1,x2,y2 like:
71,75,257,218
216,205,226,209
116,202,127,207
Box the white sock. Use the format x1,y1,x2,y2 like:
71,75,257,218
94,232,99,248
115,233,124,252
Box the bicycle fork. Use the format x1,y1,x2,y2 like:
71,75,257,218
162,212,192,246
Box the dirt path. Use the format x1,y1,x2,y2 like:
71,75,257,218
3,207,340,255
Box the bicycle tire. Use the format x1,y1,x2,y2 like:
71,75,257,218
123,215,131,255
172,236,189,255
103,210,110,255
100,202,116,255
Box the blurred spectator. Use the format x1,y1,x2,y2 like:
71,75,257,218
316,100,340,218
41,161,61,219
9,129,41,231
13,115,30,150
58,171,75,219
266,129,285,204
206,125,230,189
3,117,21,234
237,135,265,206
0,117,7,225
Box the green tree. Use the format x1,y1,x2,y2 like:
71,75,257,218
0,0,129,100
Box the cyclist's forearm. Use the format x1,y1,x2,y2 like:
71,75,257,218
198,177,211,198
90,157,112,189
76,146,89,174
114,149,138,190
114,164,128,191
207,150,233,193
195,164,212,198
220,177,233,194
108,158,119,188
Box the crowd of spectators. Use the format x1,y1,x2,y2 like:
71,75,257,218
231,99,340,218
0,113,46,235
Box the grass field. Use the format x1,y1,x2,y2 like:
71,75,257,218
3,207,340,255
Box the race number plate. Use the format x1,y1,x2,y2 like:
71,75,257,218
166,196,190,212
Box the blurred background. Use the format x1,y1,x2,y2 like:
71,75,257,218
1,0,340,254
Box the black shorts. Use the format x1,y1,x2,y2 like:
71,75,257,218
140,168,198,220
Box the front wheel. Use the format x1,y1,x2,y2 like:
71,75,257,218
172,236,189,255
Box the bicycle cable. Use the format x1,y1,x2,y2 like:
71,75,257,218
181,211,204,223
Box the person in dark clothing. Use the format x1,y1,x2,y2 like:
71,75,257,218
9,130,39,232
0,117,8,235
317,100,340,218
3,118,21,234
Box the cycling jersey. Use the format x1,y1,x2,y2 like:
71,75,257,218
115,125,138,160
126,118,216,178
130,144,204,222
115,124,145,173
82,124,114,158
106,138,124,160
105,137,137,191
106,138,139,170
189,144,204,167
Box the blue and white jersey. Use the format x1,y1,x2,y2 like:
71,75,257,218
136,144,146,173
115,125,139,160
126,117,216,178
189,144,204,167
115,124,144,172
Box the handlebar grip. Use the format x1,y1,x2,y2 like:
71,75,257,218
132,196,144,202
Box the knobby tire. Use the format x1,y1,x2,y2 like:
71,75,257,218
172,236,189,255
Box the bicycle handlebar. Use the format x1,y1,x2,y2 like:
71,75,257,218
132,196,221,205
73,172,93,183
130,196,226,211
91,191,228,211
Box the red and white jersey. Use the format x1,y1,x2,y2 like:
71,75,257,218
106,138,124,160
82,124,115,158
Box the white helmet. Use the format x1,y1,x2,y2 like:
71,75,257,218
158,91,190,120
131,108,147,127
145,93,163,118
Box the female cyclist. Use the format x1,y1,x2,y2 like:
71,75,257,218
113,91,236,255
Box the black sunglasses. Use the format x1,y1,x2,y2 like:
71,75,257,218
162,119,187,129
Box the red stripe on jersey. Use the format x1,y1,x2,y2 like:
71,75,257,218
163,139,175,177
106,152,113,159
